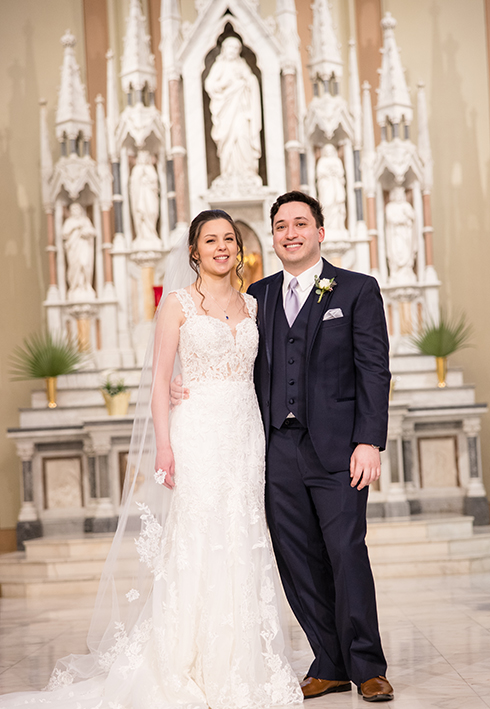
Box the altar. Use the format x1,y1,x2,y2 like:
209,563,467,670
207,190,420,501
7,0,489,551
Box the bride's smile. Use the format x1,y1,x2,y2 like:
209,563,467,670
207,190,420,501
194,218,239,278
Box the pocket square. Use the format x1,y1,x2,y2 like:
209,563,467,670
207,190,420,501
323,308,343,321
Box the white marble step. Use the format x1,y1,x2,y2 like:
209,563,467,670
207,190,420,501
23,534,118,560
30,387,138,409
390,354,437,372
390,385,476,407
392,368,464,390
19,404,136,428
57,370,143,390
366,515,474,543
372,554,490,578
2,517,490,596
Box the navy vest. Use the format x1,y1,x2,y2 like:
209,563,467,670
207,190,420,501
270,291,313,429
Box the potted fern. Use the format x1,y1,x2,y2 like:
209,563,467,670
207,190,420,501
100,373,131,416
10,331,83,408
411,311,472,388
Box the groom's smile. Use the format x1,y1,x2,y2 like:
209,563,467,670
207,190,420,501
272,201,325,275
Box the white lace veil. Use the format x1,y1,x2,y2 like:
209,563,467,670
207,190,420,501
45,232,195,685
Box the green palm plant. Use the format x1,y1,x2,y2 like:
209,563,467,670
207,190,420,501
412,311,473,357
9,330,83,380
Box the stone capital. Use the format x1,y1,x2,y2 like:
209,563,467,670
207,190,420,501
16,441,35,460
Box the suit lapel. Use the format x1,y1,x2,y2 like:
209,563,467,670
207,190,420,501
263,273,283,370
306,258,337,357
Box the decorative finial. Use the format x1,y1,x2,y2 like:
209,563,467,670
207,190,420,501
381,12,397,31
61,30,76,48
308,0,343,83
376,11,412,129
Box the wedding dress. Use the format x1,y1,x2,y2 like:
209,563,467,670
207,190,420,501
0,289,303,709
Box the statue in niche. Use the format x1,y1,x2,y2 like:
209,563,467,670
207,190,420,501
316,144,347,234
62,202,96,301
130,150,161,249
205,37,262,178
385,186,417,284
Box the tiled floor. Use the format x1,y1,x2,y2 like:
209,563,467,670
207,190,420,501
1,574,490,707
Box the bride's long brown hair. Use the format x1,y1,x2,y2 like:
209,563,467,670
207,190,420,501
188,209,245,308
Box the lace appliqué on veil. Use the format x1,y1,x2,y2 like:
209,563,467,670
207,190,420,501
98,619,153,678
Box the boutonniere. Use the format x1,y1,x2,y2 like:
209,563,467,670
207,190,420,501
314,275,337,303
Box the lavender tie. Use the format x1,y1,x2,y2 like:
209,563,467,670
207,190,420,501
284,277,300,327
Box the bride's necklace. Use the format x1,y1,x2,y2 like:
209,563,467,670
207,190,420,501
203,286,234,321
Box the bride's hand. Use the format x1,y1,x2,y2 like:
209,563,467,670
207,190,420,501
170,374,189,407
155,446,176,489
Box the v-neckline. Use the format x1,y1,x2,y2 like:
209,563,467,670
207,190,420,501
184,313,252,343
180,288,253,342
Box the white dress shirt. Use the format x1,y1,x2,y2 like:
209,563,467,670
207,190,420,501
282,258,323,312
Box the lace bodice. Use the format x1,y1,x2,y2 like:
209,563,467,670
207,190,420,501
173,288,258,383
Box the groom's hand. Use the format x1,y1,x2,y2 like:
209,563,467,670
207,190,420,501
350,444,381,490
170,374,189,407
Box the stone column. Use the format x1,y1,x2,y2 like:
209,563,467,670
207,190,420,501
101,208,113,285
283,70,301,191
15,441,42,549
45,210,58,294
83,434,117,533
68,303,98,352
44,207,63,333
111,159,134,366
384,403,410,517
422,191,435,271
401,419,421,515
366,195,379,272
342,139,356,236
462,418,490,525
168,77,188,225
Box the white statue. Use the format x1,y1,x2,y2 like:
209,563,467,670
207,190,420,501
62,203,96,301
385,186,417,284
205,37,262,178
130,150,160,249
316,144,347,233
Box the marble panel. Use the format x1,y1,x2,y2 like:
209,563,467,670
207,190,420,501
419,437,459,488
43,457,83,509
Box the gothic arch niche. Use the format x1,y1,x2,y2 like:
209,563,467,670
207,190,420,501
202,21,267,188
235,220,263,289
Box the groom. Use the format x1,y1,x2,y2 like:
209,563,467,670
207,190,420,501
247,191,393,702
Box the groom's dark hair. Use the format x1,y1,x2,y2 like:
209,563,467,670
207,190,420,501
270,191,324,230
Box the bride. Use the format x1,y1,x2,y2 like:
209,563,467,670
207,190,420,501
0,210,303,709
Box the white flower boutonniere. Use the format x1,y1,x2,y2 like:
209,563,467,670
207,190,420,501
314,275,337,303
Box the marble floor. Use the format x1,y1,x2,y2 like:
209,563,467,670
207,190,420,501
1,574,490,707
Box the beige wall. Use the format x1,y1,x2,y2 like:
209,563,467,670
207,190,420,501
0,0,85,533
382,0,490,495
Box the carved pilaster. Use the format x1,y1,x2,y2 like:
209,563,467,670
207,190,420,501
168,78,188,225
462,418,489,525
384,404,410,517
15,441,42,550
84,433,117,533
283,72,301,191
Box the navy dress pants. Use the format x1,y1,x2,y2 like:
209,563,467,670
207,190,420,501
265,422,387,686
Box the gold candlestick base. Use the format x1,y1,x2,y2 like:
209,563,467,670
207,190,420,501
436,356,447,388
45,377,57,408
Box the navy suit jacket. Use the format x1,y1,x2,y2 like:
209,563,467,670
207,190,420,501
248,258,391,472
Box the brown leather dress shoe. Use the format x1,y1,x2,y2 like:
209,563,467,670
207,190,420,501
300,677,351,699
358,676,394,702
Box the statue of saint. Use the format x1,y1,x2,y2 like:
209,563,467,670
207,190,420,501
316,144,347,233
62,202,96,301
205,37,262,178
385,186,417,284
130,150,161,249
